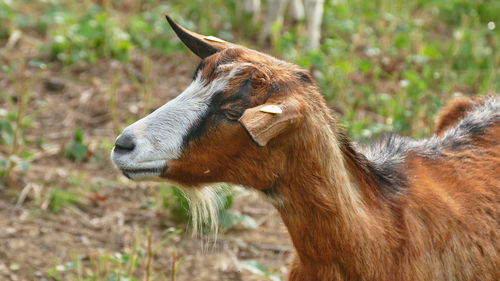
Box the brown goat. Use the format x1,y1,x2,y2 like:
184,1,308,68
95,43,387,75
111,17,500,281
434,96,479,136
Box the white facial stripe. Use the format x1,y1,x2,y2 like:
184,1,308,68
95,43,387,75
111,62,251,179
132,76,214,157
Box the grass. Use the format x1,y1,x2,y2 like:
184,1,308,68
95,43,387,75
0,59,38,183
0,0,498,279
47,228,183,281
1,0,497,141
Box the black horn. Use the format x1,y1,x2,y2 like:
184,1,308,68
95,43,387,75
165,15,227,59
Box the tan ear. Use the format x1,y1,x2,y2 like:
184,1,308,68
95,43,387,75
239,98,304,146
166,15,231,59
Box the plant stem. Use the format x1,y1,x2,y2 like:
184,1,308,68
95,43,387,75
144,231,153,281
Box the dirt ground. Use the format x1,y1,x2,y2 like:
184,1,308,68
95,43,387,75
0,50,292,281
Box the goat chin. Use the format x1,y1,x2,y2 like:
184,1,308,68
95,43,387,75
177,184,226,236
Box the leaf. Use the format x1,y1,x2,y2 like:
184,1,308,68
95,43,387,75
239,260,282,281
28,60,47,69
240,214,258,229
239,260,267,275
109,273,138,281
64,142,88,162
64,128,90,162
55,262,76,272
87,192,108,202
218,210,257,230
48,189,80,213
0,119,14,146
171,186,191,222
112,253,130,264
9,155,30,172
74,128,84,143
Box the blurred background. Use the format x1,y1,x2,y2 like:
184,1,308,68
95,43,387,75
0,0,498,280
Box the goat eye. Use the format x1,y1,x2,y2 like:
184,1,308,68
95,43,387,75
224,109,243,120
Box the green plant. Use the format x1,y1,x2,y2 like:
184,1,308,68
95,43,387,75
217,188,257,231
47,228,183,281
47,188,80,213
262,0,498,140
239,260,281,281
0,0,13,40
127,4,183,54
0,66,35,182
0,110,15,147
47,4,133,64
64,128,90,162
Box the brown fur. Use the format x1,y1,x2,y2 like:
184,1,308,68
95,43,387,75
155,35,499,280
435,97,477,136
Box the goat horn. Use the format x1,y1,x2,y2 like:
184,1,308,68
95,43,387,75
165,15,227,59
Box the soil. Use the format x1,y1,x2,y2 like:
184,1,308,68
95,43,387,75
0,49,292,281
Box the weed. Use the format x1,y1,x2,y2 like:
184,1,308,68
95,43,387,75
239,260,282,281
47,228,183,281
108,68,121,135
0,0,14,41
127,4,183,54
0,63,36,183
0,110,15,147
64,128,90,162
47,4,133,64
47,188,80,213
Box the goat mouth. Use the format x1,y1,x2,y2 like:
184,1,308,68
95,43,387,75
121,167,166,180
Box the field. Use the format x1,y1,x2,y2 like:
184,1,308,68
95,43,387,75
0,0,498,280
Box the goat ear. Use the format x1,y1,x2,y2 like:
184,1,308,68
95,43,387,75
166,15,230,59
239,98,304,146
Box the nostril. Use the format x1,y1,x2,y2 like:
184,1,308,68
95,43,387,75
114,133,136,153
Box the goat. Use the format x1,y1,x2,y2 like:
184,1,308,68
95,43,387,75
111,17,500,281
434,96,481,136
243,0,324,49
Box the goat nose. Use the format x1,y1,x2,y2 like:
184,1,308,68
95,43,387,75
114,133,136,153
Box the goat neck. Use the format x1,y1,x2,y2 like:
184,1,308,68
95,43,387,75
271,97,401,279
